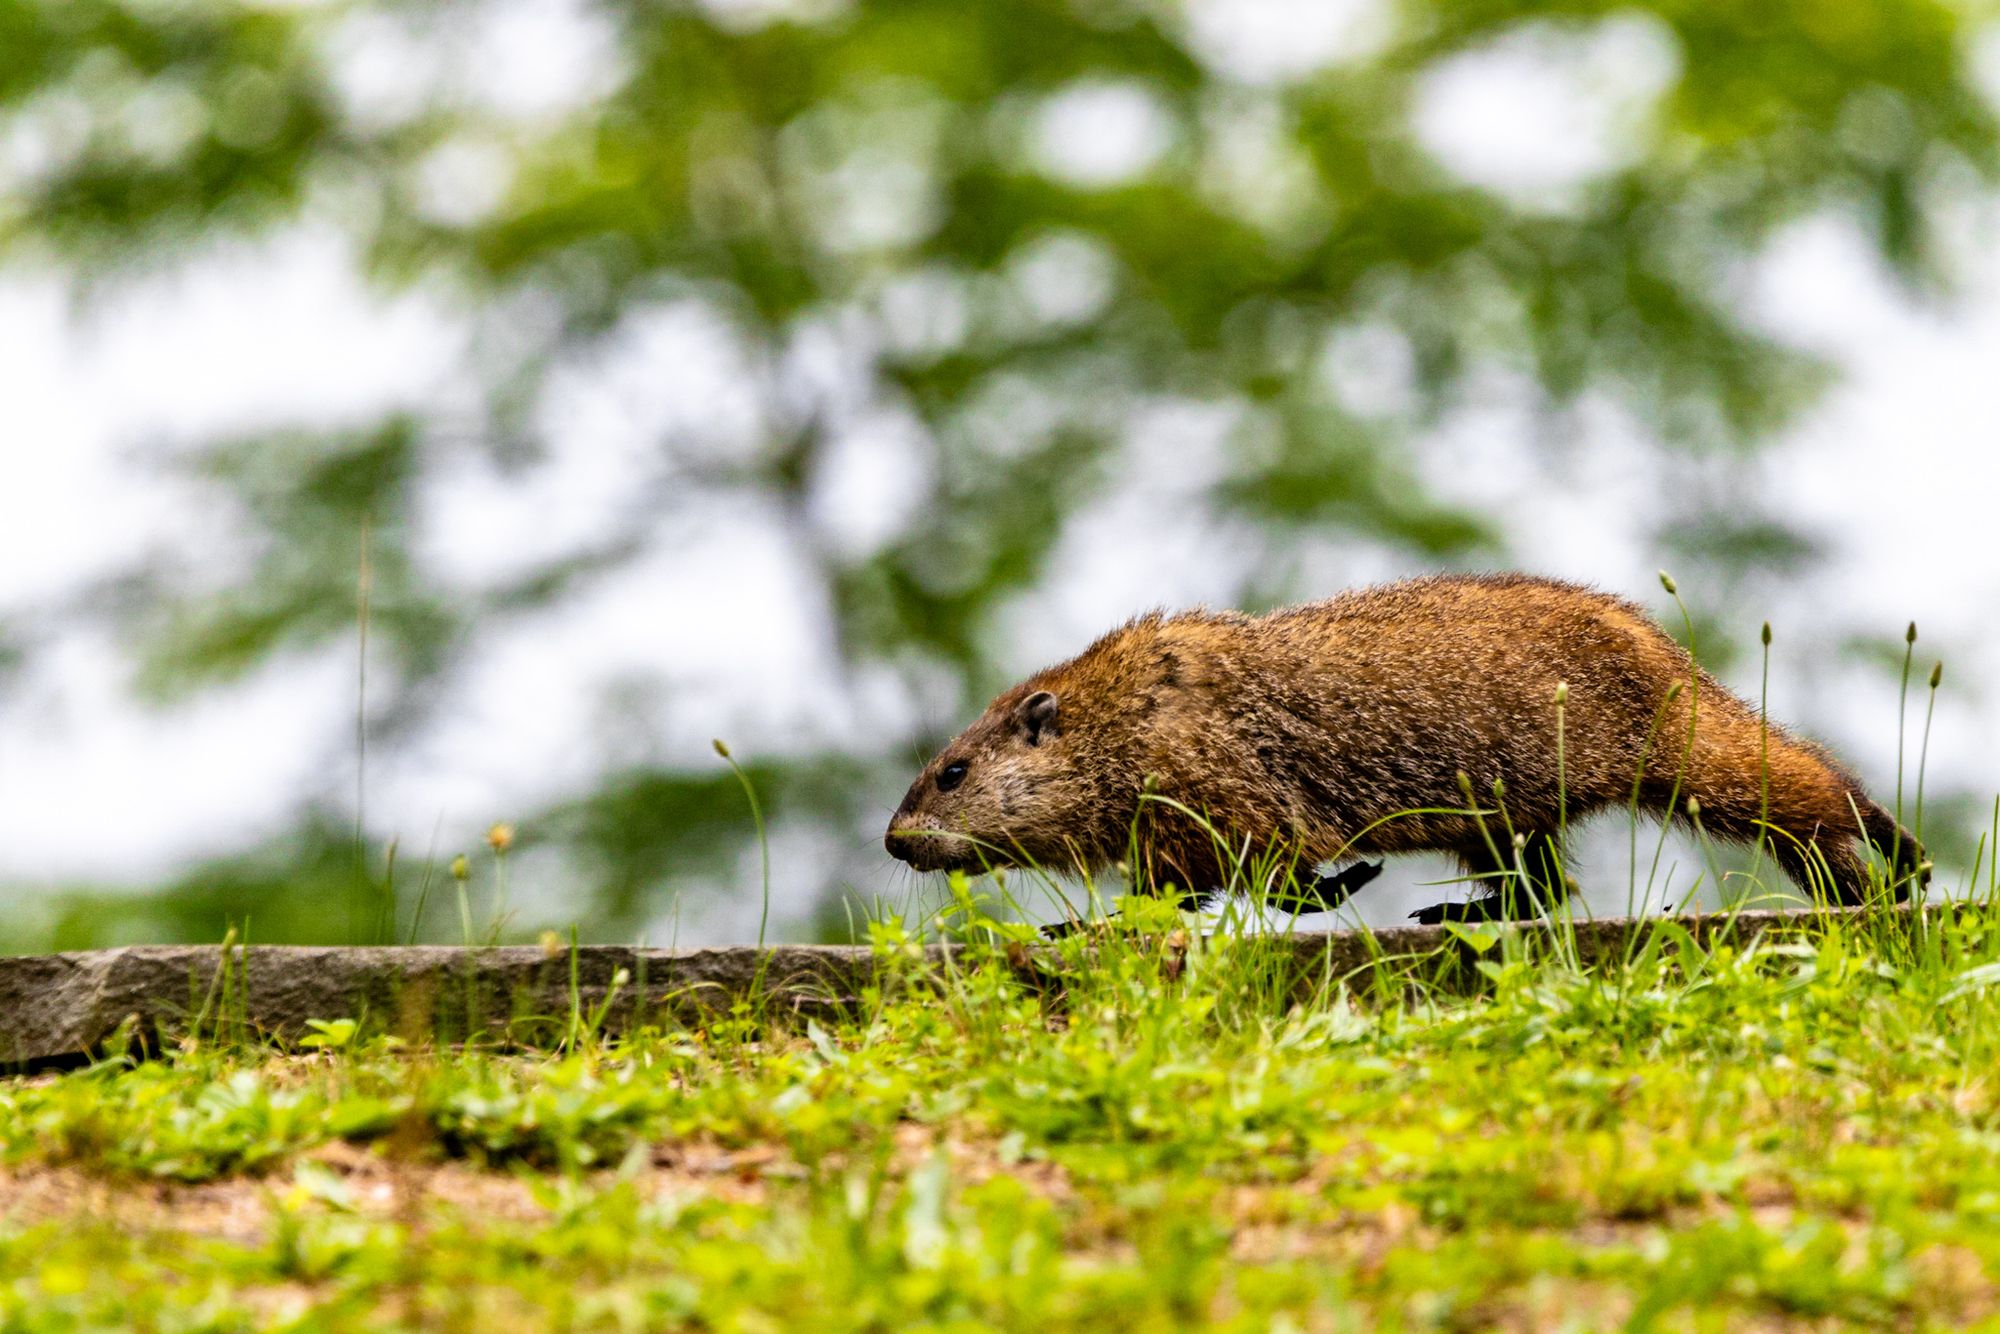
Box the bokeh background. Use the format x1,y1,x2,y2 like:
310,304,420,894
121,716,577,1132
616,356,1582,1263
5,0,2000,949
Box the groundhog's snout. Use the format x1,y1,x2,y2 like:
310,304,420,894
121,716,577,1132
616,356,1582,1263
885,790,968,871
884,816,914,863
883,793,929,866
884,818,940,869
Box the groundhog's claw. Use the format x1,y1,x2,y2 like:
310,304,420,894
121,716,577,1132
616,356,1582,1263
1412,899,1513,925
1413,891,1546,925
1311,859,1384,908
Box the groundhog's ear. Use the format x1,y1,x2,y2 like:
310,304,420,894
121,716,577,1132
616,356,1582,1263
1014,690,1059,746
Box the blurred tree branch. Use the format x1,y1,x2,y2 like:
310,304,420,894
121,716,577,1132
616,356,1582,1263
5,0,1995,940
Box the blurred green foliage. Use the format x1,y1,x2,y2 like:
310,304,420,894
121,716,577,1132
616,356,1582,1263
3,0,1994,944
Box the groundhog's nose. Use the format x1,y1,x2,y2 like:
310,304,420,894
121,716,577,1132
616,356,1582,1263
885,786,926,863
884,817,918,864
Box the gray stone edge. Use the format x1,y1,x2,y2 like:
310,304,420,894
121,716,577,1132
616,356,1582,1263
0,906,1926,1066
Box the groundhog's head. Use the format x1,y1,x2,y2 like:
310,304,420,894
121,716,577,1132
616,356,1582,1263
885,683,1110,875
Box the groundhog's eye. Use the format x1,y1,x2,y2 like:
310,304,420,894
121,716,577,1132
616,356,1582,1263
936,760,969,793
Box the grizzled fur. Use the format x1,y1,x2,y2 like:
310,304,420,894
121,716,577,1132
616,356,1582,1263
885,574,1926,921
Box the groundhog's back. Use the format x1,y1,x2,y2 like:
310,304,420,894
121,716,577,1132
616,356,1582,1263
1133,575,1717,826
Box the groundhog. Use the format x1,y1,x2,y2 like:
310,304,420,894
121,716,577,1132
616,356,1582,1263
884,574,1927,924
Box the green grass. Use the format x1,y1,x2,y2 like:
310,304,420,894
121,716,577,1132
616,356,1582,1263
7,897,2000,1330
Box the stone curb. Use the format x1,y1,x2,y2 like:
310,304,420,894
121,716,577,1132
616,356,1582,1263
0,907,1914,1066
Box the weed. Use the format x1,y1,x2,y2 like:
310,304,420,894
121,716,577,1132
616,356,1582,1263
4,594,1994,1328
8,903,2000,1327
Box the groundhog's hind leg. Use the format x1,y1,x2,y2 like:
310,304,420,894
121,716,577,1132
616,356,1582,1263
1412,831,1569,925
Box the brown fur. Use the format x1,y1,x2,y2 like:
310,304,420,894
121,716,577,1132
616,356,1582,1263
884,574,1927,919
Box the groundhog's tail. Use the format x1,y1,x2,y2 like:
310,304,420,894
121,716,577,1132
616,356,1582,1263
1793,729,1929,898
1683,706,1929,902
1854,795,1929,896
